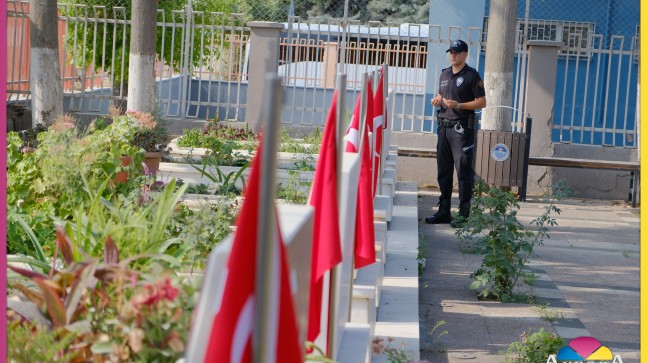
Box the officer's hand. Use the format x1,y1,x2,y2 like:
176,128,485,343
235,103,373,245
443,98,458,109
431,95,443,107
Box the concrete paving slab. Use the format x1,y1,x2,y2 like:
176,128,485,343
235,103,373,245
418,188,639,363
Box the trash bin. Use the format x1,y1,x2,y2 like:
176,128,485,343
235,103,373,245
473,117,532,200
474,130,526,186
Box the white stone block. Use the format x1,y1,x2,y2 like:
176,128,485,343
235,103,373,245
374,221,388,263
329,152,362,360
354,259,384,307
336,323,371,363
351,285,376,326
374,195,389,222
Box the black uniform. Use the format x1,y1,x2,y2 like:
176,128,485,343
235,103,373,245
435,64,485,216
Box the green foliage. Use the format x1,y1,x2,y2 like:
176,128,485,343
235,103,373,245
126,111,171,153
6,116,143,260
190,160,250,197
8,232,197,362
177,122,256,166
290,154,316,171
185,183,211,195
59,178,189,265
279,127,322,154
456,182,565,301
504,328,564,363
535,304,563,323
172,201,239,272
59,0,238,89
372,336,414,363
425,320,448,352
277,171,311,204
366,0,429,23
7,318,79,362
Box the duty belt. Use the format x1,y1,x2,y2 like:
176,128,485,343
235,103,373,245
438,116,475,128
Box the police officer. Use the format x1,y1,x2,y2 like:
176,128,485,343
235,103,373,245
425,39,486,226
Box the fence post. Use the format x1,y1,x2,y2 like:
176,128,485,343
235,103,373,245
246,22,283,131
524,40,560,192
322,42,339,88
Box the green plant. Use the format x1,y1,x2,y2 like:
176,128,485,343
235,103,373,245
7,318,80,362
190,160,250,196
503,328,564,363
372,336,413,363
185,183,211,195
290,153,316,171
279,127,322,154
456,181,565,301
60,177,189,265
16,123,48,149
125,110,170,153
305,342,337,362
535,304,563,322
8,228,197,362
276,171,311,204
7,115,144,260
522,271,538,286
425,320,448,352
172,201,239,272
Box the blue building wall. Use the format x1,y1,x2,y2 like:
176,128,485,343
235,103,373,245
482,0,639,147
484,0,639,48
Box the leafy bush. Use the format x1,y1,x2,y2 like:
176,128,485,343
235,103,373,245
126,110,170,153
456,181,568,301
504,328,564,363
8,229,198,362
171,201,239,272
7,116,143,259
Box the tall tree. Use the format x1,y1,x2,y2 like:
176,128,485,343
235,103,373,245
481,0,517,130
127,0,157,112
366,0,428,24
30,0,63,127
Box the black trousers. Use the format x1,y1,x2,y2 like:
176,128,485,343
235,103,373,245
436,124,475,205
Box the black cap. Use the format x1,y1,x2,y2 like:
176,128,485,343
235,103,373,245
446,39,468,53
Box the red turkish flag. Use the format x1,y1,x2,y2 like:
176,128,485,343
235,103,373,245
306,92,342,344
373,70,386,196
203,138,302,363
354,83,376,269
345,94,361,153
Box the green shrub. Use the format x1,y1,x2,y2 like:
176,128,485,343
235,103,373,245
456,181,567,301
7,116,143,260
504,328,564,363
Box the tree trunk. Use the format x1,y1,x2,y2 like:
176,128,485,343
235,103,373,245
30,0,63,127
127,0,157,113
481,0,517,131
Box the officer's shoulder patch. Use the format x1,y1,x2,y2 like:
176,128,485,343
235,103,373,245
478,80,484,88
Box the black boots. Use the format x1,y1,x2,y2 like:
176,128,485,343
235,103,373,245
425,199,452,224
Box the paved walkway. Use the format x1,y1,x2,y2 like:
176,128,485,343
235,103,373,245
417,188,640,363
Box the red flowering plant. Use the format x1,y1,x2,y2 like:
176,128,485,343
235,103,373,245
124,110,170,153
94,271,196,362
7,226,197,362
